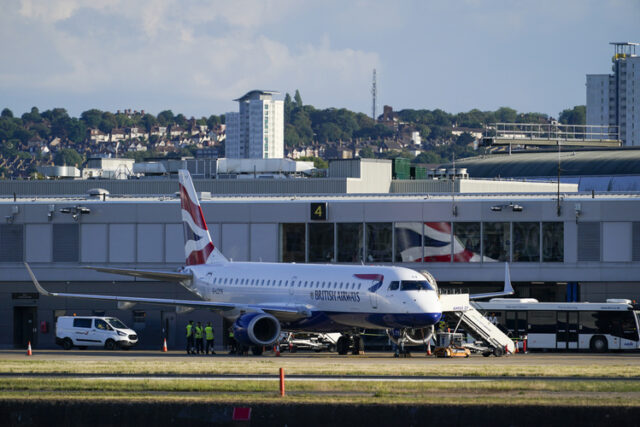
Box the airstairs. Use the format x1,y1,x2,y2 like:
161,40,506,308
439,293,515,354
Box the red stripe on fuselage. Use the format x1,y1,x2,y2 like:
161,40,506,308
354,274,384,282
179,184,208,231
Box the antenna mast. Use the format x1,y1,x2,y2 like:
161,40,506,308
371,69,377,121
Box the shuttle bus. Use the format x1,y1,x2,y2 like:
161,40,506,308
473,298,640,352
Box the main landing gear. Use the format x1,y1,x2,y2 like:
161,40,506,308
336,334,365,355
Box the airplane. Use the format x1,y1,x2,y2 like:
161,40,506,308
25,169,512,355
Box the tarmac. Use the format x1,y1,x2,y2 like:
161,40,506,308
2,348,639,366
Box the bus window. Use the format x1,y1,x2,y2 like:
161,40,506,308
528,311,556,334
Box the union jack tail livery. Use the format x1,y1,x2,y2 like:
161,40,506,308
178,170,227,265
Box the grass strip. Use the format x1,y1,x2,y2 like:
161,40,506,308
2,359,640,378
0,378,639,406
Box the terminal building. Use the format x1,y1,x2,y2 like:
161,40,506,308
1,158,639,350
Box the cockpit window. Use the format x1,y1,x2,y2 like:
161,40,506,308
400,280,433,291
388,281,400,291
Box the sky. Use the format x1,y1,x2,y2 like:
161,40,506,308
1,0,639,119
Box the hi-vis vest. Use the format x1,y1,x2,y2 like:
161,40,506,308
186,324,193,337
195,326,203,339
205,326,214,340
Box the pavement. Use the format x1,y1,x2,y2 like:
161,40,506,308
2,348,640,366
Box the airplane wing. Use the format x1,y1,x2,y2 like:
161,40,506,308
25,263,310,319
468,262,514,300
84,266,192,282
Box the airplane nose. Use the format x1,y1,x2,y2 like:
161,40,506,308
428,312,443,324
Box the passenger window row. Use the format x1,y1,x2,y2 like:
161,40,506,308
209,276,362,290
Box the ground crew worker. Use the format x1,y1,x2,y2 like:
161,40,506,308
228,327,236,354
205,322,215,355
186,320,195,355
195,322,204,354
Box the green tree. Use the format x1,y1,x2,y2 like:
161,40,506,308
291,109,313,142
455,132,475,146
1,139,19,157
67,119,87,144
54,147,83,167
359,146,375,158
141,114,157,133
413,151,442,164
99,112,117,134
559,105,586,125
22,107,42,123
317,122,343,142
284,124,301,147
294,90,303,109
298,156,327,169
157,110,175,126
80,109,103,128
495,107,517,123
206,115,221,129
284,93,293,123
1,108,13,118
50,112,72,139
175,114,187,127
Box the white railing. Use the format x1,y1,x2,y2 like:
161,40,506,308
487,123,619,142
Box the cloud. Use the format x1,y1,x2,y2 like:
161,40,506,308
1,0,378,115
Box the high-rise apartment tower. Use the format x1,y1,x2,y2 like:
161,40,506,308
586,42,640,146
225,90,284,158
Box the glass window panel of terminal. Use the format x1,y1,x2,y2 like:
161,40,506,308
512,222,540,262
337,223,363,263
483,222,510,262
452,222,480,262
0,224,23,262
394,222,423,263
423,222,453,262
308,223,334,262
542,222,564,262
279,223,305,263
52,224,79,262
366,223,392,263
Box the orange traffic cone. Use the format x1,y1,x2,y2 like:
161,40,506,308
275,344,281,357
426,342,432,356
162,338,168,352
27,341,32,356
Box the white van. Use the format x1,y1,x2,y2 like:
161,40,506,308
56,316,138,350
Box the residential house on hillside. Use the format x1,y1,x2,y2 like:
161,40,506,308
169,126,185,138
89,128,109,144
110,128,126,142
150,126,167,137
127,127,146,140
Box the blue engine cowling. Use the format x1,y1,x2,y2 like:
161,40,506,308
232,313,281,347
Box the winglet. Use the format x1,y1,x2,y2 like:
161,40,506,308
468,262,515,300
503,262,514,295
24,262,52,297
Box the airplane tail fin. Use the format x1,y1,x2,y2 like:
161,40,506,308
178,169,227,265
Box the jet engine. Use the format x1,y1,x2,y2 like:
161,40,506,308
232,312,281,347
386,325,435,346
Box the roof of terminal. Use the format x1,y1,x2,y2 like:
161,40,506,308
2,192,640,204
441,148,640,178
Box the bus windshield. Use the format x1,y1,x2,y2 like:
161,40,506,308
106,318,128,329
400,280,433,291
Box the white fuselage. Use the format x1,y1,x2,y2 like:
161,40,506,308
183,262,442,331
